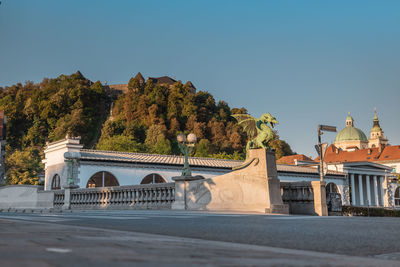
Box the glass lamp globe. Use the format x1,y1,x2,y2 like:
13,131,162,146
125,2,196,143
187,133,197,143
177,133,186,143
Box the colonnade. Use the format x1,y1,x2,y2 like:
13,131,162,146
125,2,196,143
349,173,385,206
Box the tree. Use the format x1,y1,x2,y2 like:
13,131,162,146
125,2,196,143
154,137,172,154
145,124,167,152
195,139,211,157
269,135,295,159
6,147,43,185
96,134,146,152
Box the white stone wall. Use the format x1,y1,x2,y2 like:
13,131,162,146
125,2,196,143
43,138,83,190
0,185,54,209
77,162,228,188
379,162,400,174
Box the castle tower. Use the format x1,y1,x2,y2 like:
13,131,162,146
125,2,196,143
368,108,388,148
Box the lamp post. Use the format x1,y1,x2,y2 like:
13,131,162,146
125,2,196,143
177,133,197,176
317,125,337,181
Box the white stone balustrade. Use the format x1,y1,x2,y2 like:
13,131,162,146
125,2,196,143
53,190,65,208
281,182,314,202
54,183,175,210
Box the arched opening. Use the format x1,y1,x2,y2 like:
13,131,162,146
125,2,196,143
326,182,342,212
51,174,61,190
395,187,400,207
86,171,119,188
140,173,167,184
326,183,339,194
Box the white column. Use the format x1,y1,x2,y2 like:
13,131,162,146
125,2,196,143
373,175,379,206
366,175,371,206
350,174,356,205
358,174,364,206
379,176,385,207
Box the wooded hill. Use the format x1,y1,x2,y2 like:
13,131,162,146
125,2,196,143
0,71,294,185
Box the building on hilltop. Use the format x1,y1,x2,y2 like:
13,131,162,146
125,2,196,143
107,72,196,95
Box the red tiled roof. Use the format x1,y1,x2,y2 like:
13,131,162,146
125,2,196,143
277,154,313,165
377,145,400,162
318,144,400,163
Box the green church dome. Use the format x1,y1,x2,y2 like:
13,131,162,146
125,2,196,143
335,126,368,142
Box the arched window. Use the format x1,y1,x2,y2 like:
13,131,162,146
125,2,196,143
86,171,119,188
326,182,339,194
395,187,400,207
51,174,61,190
141,173,166,184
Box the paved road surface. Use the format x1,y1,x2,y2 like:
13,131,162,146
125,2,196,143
1,210,400,266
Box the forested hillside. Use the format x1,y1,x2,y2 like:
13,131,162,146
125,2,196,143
0,71,294,185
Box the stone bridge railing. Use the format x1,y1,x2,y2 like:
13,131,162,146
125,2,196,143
280,181,315,215
281,181,314,202
53,190,65,208
54,183,175,210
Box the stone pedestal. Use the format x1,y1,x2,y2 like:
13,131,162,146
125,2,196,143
178,148,288,214
62,184,79,210
171,176,204,210
255,149,289,215
311,181,328,216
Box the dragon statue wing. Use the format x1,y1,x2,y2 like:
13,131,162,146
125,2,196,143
231,114,257,139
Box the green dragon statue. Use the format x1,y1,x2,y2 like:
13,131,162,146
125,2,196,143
232,113,278,152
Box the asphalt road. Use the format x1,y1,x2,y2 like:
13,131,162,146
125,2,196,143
1,210,400,266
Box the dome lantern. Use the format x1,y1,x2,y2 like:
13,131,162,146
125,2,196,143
334,113,368,151
345,112,354,127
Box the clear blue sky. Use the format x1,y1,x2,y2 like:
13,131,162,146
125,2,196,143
1,0,399,157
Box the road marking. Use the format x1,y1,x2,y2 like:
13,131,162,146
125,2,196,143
267,216,340,220
0,215,75,222
46,248,72,253
375,252,400,260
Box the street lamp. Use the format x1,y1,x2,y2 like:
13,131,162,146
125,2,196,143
317,125,337,181
177,133,197,176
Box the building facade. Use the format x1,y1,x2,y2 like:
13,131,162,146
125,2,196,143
324,110,399,208
43,137,348,205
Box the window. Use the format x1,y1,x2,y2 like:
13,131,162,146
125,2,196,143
395,187,400,207
141,173,166,184
86,171,119,188
51,174,61,190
